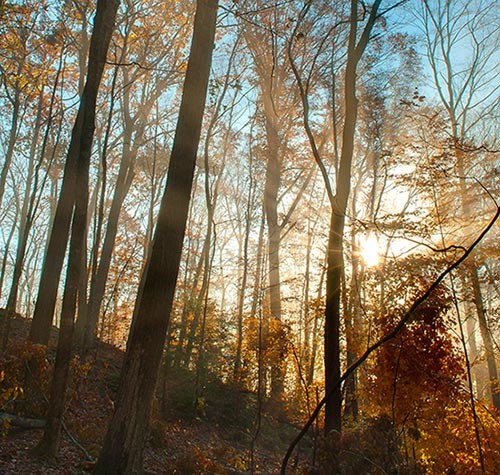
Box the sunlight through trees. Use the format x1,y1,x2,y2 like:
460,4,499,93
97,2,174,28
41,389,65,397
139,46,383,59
0,1,499,473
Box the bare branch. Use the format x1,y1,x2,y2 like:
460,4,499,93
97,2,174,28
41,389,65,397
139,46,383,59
286,1,335,206
280,203,500,474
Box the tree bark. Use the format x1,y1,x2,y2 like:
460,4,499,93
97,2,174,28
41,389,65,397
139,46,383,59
288,0,381,433
93,2,217,472
234,159,254,381
263,104,286,401
29,0,119,346
324,0,381,434
76,115,135,350
32,0,119,457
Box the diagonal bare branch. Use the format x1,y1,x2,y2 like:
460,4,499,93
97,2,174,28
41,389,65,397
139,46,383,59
280,202,500,474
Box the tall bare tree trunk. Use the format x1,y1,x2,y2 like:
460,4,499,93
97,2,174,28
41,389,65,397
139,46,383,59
234,153,255,381
288,0,381,433
324,0,381,434
76,115,135,350
29,0,118,345
94,2,217,472
263,104,286,401
32,0,119,457
250,212,266,322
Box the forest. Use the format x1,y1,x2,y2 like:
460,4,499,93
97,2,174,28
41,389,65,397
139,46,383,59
0,0,499,473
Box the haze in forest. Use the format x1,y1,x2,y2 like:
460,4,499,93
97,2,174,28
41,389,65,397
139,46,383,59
0,1,499,474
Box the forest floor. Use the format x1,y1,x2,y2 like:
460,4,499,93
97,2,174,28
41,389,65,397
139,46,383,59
0,316,310,474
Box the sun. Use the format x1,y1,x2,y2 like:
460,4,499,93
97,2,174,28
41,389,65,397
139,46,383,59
360,234,380,267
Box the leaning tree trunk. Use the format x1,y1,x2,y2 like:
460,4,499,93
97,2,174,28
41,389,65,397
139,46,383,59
29,0,119,346
76,68,167,352
31,0,119,457
93,2,218,473
76,122,135,351
32,124,90,459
